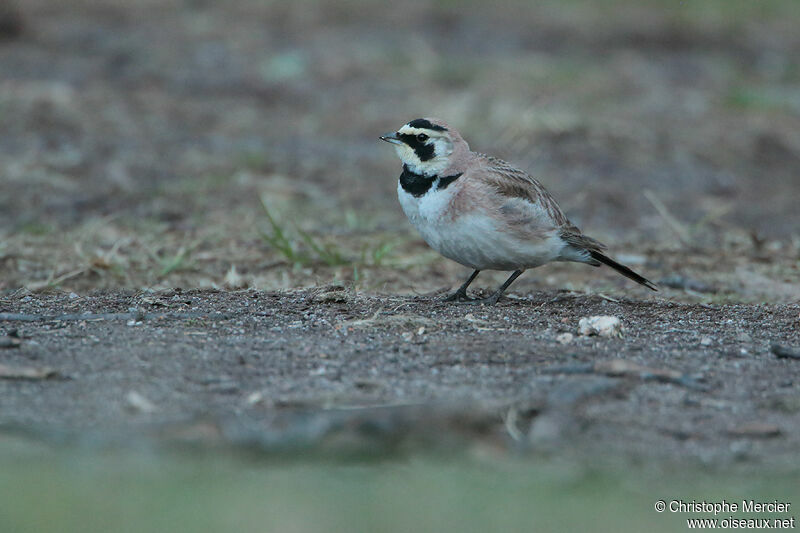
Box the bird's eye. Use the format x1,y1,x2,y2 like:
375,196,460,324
416,133,429,142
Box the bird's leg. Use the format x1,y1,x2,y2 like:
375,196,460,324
443,270,481,302
471,269,524,305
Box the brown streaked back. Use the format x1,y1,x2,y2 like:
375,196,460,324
478,154,571,228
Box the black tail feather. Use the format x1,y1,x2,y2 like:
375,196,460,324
589,251,658,291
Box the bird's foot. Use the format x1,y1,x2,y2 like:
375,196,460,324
443,290,474,302
444,290,503,305
466,292,503,306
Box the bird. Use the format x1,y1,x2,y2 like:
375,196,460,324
380,117,657,305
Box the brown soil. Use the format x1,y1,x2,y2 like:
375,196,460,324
1,0,799,472
2,288,798,469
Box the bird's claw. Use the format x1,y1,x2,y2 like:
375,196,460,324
443,290,473,302
443,291,502,305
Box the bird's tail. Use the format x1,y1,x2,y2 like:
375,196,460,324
589,251,658,291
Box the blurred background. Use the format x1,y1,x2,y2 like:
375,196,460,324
1,0,799,299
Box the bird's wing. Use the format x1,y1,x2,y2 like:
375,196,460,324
475,154,607,252
478,154,570,225
473,155,655,289
559,230,606,253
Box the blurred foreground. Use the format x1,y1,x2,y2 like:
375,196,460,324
2,438,799,533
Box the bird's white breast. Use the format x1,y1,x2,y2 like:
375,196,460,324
397,180,565,271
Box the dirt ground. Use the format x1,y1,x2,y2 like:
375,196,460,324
1,288,799,470
1,0,800,476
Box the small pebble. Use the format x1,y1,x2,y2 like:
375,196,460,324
578,316,622,338
125,391,157,413
556,332,574,344
245,391,264,405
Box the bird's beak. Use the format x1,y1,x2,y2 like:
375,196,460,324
380,132,403,145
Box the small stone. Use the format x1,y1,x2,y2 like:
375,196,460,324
68,292,79,299
528,413,571,449
125,391,157,413
0,364,57,379
578,316,622,338
245,391,264,405
700,336,713,346
556,332,574,344
727,422,781,438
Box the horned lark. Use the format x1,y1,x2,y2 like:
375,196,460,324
380,117,657,304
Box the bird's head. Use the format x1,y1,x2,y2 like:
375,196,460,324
380,118,468,176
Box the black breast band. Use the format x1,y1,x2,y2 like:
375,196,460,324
399,165,463,198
